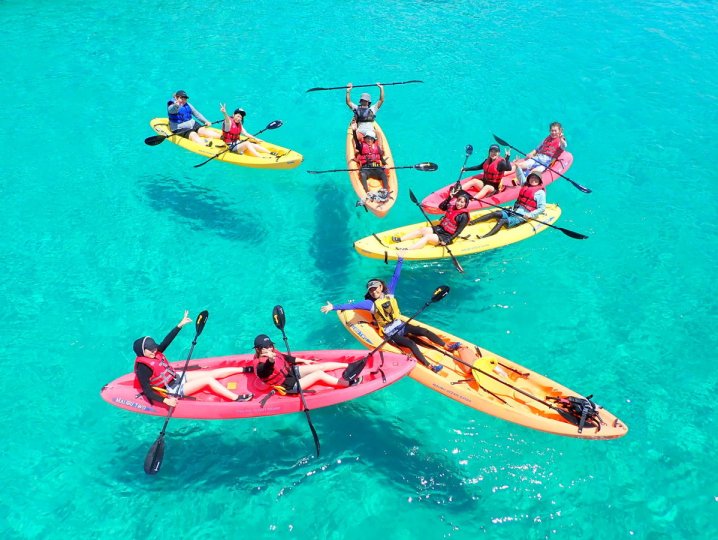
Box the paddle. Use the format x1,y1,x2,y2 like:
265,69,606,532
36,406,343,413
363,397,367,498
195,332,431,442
467,197,588,240
452,144,474,193
492,134,591,193
193,120,284,168
306,162,437,174
343,285,450,379
144,120,224,146
306,80,423,92
408,190,465,273
144,310,209,475
272,305,320,457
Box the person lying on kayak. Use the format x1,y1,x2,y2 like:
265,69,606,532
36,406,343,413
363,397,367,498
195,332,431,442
352,129,390,195
320,257,460,373
471,168,546,238
390,191,471,250
167,90,221,146
133,310,252,407
346,82,385,139
219,104,272,157
252,334,361,390
460,144,513,199
513,122,567,174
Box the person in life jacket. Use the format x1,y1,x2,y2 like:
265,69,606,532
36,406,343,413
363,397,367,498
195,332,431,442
219,103,272,157
166,90,221,146
133,310,253,407
471,168,547,238
252,334,360,392
460,144,514,199
346,82,385,138
391,191,471,250
353,129,390,194
514,121,567,174
320,257,461,373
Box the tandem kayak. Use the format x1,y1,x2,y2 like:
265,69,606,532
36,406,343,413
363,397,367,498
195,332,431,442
100,349,415,420
353,204,562,262
149,118,303,169
421,152,573,214
346,121,398,217
336,310,628,440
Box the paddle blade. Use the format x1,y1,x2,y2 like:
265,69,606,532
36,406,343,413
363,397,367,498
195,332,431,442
492,134,510,147
465,144,473,157
195,310,209,337
431,285,450,302
144,434,165,475
413,162,438,171
267,120,283,129
561,228,589,240
144,135,166,146
342,357,367,382
272,305,286,331
408,189,419,204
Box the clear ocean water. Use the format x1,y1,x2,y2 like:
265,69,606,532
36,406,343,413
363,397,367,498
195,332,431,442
2,0,717,538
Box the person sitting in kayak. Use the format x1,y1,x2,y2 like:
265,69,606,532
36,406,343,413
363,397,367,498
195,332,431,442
219,104,272,157
391,191,471,250
513,122,567,174
460,144,514,199
252,334,360,391
167,90,221,146
471,168,546,238
320,257,460,373
134,310,252,407
353,129,390,195
346,82,385,139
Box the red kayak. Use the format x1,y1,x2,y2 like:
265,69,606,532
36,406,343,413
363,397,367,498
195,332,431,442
100,349,415,420
421,151,574,214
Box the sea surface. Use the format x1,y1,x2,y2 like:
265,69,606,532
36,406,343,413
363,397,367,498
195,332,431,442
1,0,717,538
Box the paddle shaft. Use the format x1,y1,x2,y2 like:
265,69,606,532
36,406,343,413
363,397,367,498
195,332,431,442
307,163,435,174
193,123,275,168
307,80,423,92
409,191,464,273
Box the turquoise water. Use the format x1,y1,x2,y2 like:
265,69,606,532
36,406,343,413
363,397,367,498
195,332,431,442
2,0,717,538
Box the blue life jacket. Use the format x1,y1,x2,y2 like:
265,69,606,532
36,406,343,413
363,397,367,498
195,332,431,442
168,101,193,124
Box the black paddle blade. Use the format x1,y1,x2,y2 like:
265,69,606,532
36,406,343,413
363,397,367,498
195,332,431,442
195,310,209,337
144,435,165,475
465,144,474,157
144,135,167,146
414,162,438,171
408,189,419,204
431,285,450,302
342,357,367,382
267,120,283,129
492,134,510,147
561,228,589,240
272,305,286,331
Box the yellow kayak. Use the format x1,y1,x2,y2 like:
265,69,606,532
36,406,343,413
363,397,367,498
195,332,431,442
149,118,303,169
337,309,628,440
353,204,562,261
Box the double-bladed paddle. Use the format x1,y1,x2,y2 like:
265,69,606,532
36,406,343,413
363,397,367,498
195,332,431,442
307,162,437,174
492,134,592,193
193,120,283,168
452,144,473,193
408,190,465,273
306,80,423,92
144,310,209,475
272,305,320,457
144,120,224,146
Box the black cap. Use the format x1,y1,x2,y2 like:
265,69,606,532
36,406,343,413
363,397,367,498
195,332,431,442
488,144,500,152
175,90,188,98
254,334,274,349
233,108,246,117
133,336,158,356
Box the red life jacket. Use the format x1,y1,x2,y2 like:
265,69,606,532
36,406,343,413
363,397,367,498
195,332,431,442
515,184,544,212
536,135,562,157
357,141,384,167
253,349,291,386
481,157,504,187
439,205,469,234
222,119,242,144
134,352,177,391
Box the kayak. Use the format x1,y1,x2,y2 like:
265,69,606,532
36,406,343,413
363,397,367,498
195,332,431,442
345,120,398,217
336,310,628,439
353,204,562,261
149,118,303,169
100,349,415,420
421,151,573,214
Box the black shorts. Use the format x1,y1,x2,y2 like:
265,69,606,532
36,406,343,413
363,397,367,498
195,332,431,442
281,374,299,393
177,121,202,138
434,226,452,245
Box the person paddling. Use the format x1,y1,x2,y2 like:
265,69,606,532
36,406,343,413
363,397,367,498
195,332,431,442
253,334,360,391
471,168,547,238
391,191,471,250
460,144,513,198
320,257,460,372
346,82,385,139
133,310,252,406
219,104,272,157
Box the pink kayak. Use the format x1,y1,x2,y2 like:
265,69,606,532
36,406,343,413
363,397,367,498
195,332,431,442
100,349,415,420
421,151,574,214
